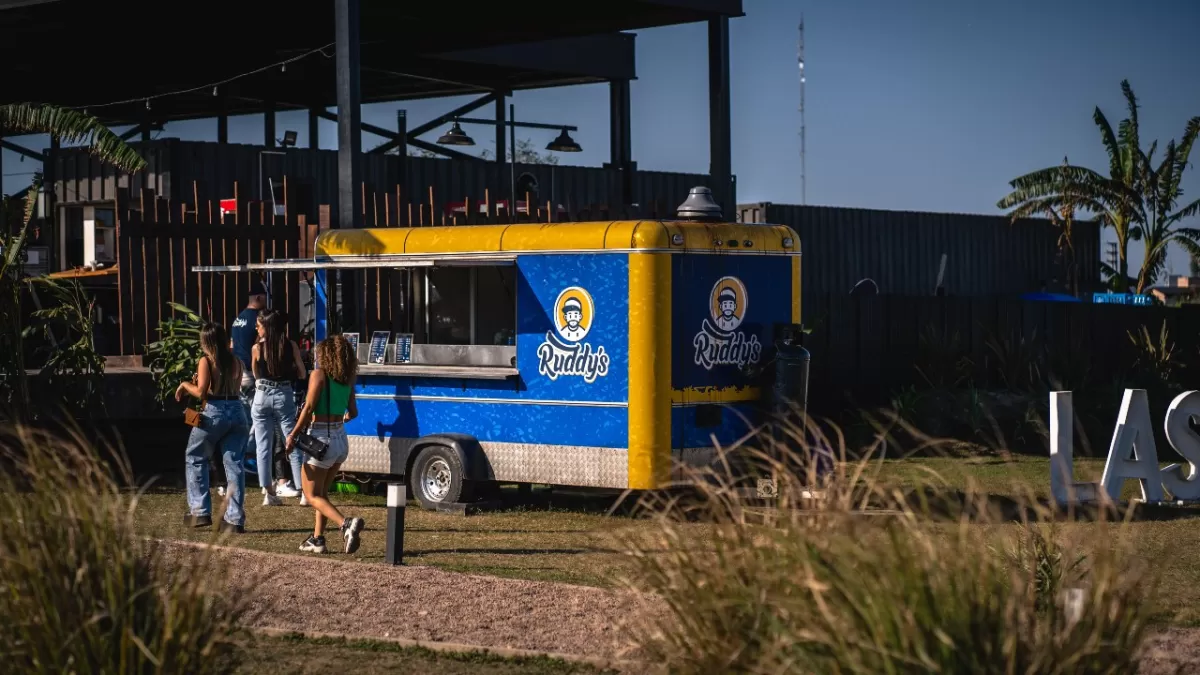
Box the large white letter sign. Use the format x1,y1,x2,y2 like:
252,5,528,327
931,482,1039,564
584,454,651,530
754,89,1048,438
1049,391,1074,505
1100,389,1164,502
1161,391,1200,500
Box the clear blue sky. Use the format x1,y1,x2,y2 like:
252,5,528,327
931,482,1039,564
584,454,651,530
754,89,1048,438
5,0,1199,278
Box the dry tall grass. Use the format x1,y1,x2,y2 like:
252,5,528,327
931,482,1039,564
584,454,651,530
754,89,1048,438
0,424,248,674
619,407,1154,674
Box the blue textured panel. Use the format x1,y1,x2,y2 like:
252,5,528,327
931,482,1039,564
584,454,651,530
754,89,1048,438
347,395,628,447
671,404,759,449
515,254,629,402
671,254,793,391
330,253,631,449
315,270,328,341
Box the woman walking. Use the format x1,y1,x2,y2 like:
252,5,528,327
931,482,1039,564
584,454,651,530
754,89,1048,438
251,309,307,506
286,334,365,554
178,323,248,533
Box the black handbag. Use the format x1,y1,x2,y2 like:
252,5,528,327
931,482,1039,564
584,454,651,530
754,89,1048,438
293,431,328,461
293,375,334,461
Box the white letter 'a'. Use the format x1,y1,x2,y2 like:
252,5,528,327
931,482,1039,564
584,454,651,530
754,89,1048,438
1100,389,1164,502
1161,391,1200,500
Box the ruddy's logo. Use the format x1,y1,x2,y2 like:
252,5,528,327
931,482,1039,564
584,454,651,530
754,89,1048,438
538,286,610,383
693,276,762,370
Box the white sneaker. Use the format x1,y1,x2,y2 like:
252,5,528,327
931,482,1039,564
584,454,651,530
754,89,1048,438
299,494,308,507
262,494,283,506
276,484,301,498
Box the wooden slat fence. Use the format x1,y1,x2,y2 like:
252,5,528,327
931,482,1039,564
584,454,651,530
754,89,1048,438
113,179,312,355
803,293,1200,410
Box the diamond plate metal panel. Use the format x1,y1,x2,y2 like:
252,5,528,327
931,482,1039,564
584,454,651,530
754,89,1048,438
343,435,404,474
482,442,628,488
342,435,629,489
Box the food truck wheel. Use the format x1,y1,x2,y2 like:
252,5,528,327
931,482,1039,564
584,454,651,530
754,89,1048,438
411,445,471,509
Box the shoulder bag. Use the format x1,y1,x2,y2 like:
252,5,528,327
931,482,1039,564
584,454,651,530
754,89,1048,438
183,362,208,427
183,397,206,427
292,374,329,461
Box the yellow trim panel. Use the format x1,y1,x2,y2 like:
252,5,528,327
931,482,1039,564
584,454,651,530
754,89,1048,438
315,220,800,257
671,386,762,405
627,252,672,490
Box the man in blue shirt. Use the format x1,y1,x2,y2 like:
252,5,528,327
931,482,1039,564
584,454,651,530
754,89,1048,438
229,281,267,489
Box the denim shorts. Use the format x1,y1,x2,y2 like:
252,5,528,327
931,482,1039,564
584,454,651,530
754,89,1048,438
306,423,349,469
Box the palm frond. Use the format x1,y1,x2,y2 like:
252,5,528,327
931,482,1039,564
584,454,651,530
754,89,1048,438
0,104,146,173
1093,107,1123,178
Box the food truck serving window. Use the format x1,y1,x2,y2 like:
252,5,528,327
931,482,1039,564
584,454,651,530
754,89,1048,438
426,265,516,346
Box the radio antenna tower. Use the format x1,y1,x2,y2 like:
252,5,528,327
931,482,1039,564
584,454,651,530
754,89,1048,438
798,16,806,205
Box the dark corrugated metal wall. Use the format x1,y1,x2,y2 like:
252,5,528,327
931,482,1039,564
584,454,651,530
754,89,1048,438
738,202,1101,299
51,140,719,221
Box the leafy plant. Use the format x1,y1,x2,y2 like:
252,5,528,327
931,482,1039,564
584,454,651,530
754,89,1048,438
998,81,1147,292
1133,116,1200,293
0,104,146,422
997,524,1089,615
914,324,974,389
0,424,248,673
146,302,204,407
0,225,31,419
984,329,1045,393
1127,320,1179,389
27,278,106,418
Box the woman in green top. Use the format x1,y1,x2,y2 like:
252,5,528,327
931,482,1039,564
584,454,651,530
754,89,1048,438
287,334,364,554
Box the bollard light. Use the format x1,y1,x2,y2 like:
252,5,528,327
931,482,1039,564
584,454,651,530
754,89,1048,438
385,483,406,565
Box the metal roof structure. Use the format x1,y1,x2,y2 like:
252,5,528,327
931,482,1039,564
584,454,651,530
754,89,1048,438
0,0,742,124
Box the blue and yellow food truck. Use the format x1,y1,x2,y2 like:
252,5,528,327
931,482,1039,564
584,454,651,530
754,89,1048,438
198,188,803,509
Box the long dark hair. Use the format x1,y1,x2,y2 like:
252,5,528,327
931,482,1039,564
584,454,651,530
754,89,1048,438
199,322,237,393
257,309,290,378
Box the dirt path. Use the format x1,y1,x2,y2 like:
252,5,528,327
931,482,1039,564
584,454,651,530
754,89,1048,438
1140,629,1200,675
158,540,658,665
159,539,1200,673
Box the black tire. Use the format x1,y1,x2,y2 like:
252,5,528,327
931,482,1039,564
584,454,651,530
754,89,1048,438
410,445,472,509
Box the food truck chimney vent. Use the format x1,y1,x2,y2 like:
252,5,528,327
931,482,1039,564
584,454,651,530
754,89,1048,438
676,187,723,221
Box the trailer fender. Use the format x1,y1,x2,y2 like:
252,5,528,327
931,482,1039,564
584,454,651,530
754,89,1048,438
405,433,492,483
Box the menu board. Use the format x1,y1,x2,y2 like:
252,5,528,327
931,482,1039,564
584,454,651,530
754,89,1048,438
342,333,361,362
368,331,391,365
393,333,413,364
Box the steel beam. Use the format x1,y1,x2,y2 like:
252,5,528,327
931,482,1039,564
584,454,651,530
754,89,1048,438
217,89,228,143
117,123,162,142
458,116,576,132
308,108,320,148
605,78,635,205
335,0,363,231
494,96,506,165
404,93,496,141
433,33,637,82
0,139,43,162
707,17,732,220
264,100,276,148
395,110,407,189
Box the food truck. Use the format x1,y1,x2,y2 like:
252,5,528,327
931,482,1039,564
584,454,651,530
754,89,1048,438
196,188,803,509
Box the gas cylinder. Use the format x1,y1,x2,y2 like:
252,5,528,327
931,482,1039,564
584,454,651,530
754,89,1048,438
772,325,810,414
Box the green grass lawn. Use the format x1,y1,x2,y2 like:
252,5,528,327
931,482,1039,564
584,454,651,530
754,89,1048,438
134,489,643,587
240,633,610,674
134,456,1200,626
880,455,1107,499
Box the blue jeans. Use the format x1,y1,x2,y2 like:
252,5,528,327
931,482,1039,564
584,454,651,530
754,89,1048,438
252,381,302,492
184,399,249,525
240,377,257,471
